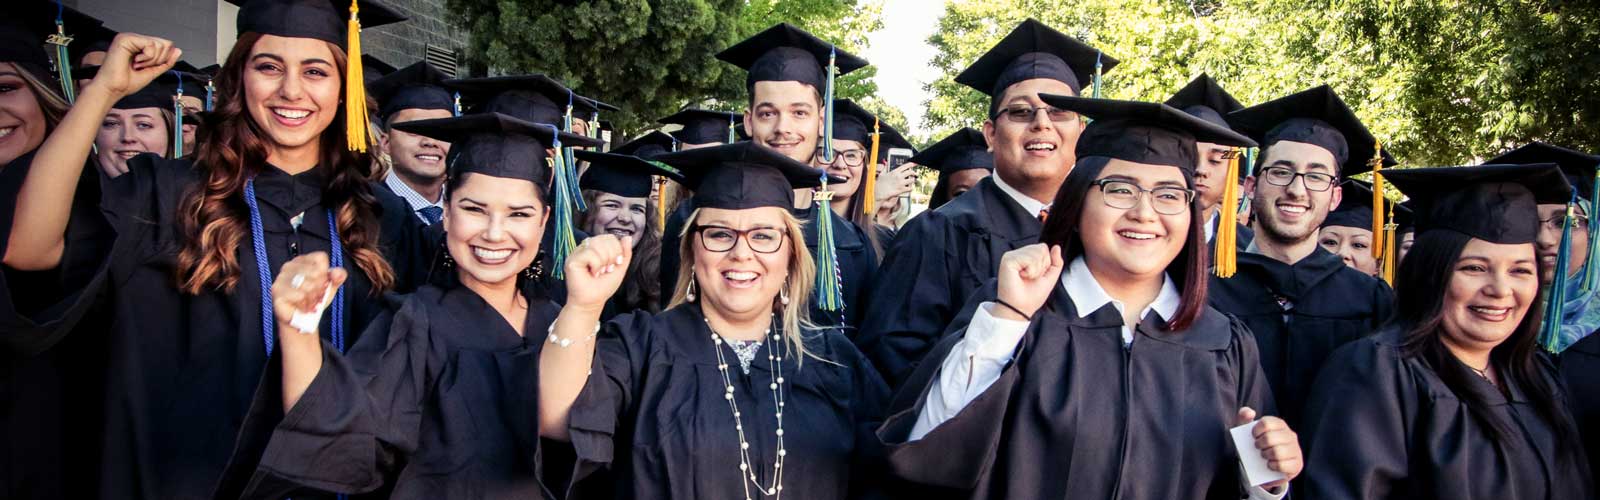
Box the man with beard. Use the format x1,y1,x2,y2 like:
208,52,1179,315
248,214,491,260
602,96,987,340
1208,85,1395,428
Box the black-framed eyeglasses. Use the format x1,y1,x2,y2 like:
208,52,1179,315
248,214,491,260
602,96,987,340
1257,166,1337,192
1091,179,1194,216
694,225,788,253
993,105,1080,124
821,148,868,168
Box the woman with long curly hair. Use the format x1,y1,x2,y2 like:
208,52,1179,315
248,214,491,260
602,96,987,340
1,1,429,498
572,136,683,319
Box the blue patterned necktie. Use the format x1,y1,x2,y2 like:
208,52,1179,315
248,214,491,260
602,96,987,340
418,205,443,225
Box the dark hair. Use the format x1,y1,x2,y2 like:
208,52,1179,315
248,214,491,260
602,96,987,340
177,32,394,294
1038,156,1209,331
575,189,662,312
1393,229,1581,460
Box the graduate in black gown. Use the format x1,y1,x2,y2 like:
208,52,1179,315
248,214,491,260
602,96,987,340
1300,164,1595,500
857,19,1118,386
821,98,914,262
574,136,685,319
912,127,992,211
1316,179,1384,277
539,142,891,500
229,112,602,499
656,108,741,302
877,97,1299,500
1208,85,1396,427
1163,73,1255,253
1,2,433,497
368,60,457,225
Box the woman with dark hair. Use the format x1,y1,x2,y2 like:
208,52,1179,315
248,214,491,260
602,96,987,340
1299,164,1594,500
878,97,1300,499
574,145,683,319
1,1,429,498
820,99,914,262
235,113,602,499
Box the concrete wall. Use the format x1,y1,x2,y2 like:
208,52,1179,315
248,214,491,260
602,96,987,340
363,0,467,72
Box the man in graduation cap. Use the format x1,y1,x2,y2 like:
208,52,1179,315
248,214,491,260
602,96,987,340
659,108,743,149
1208,85,1396,428
1164,73,1253,249
857,18,1116,386
912,127,993,211
370,61,456,225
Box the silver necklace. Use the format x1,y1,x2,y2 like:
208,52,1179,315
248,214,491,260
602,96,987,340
706,315,786,499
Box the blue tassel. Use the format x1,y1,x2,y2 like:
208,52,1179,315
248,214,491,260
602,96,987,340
204,79,215,112
172,71,184,158
47,2,76,103
547,128,576,280
561,93,586,212
812,190,845,316
1583,170,1600,291
1540,199,1577,353
819,46,837,163
727,116,737,145
451,91,461,117
1237,147,1257,215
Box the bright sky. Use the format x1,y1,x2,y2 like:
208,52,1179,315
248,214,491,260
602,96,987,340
860,0,944,138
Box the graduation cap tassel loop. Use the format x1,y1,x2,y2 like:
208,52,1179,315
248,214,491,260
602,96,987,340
1584,168,1600,292
549,132,576,281
862,117,882,216
172,72,184,158
819,47,838,164
1381,208,1398,286
1213,148,1242,278
1369,141,1386,259
48,2,76,104
343,0,370,153
1540,200,1577,353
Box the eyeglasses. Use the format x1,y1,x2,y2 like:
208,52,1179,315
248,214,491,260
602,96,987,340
694,225,787,254
1257,166,1337,192
822,148,868,168
1540,215,1591,231
994,105,1080,124
1092,179,1194,215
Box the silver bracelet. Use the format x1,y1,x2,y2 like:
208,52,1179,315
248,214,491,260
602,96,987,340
546,321,600,348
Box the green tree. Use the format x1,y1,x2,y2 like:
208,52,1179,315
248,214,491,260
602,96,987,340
446,0,885,135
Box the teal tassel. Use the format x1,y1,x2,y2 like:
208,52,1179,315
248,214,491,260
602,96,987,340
1540,200,1577,352
1583,170,1600,291
812,196,845,315
451,92,461,117
727,116,737,144
548,129,576,280
561,95,586,212
1092,51,1102,99
171,71,184,158
819,46,837,163
48,3,76,104
204,80,215,112
1237,147,1257,214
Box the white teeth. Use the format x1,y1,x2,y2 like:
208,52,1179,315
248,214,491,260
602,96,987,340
1118,231,1156,240
1025,143,1056,151
473,247,512,260
416,155,441,161
273,108,311,119
723,271,758,281
0,127,13,138
1469,306,1510,315
1279,205,1308,215
117,151,141,159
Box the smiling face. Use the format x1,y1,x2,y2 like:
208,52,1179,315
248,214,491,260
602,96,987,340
1247,141,1343,245
1192,142,1231,212
691,207,793,318
381,108,453,190
1439,238,1539,354
1079,159,1192,282
585,191,648,246
0,63,50,166
94,107,170,177
1318,225,1379,276
242,35,343,165
744,80,822,164
982,78,1084,192
444,173,548,289
820,138,865,198
1534,203,1590,285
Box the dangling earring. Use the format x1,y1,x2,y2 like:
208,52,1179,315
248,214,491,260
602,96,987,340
439,238,455,269
523,252,545,281
686,279,697,302
779,280,791,305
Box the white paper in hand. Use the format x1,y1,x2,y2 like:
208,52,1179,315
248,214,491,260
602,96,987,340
288,282,334,334
1231,420,1286,487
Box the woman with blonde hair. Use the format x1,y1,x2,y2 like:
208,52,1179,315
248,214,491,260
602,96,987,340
540,142,890,499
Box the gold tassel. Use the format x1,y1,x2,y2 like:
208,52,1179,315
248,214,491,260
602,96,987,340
344,0,370,153
862,117,881,216
656,177,668,230
1381,206,1398,285
1213,147,1242,278
1369,141,1385,259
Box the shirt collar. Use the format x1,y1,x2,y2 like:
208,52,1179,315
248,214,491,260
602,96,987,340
992,173,1049,217
1205,210,1218,243
385,171,444,212
1061,256,1182,343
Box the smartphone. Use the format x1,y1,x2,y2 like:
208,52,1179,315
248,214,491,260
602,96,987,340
885,148,915,224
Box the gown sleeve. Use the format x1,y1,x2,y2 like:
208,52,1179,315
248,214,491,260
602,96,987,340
1298,338,1417,500
235,296,433,499
564,311,657,483
857,211,959,386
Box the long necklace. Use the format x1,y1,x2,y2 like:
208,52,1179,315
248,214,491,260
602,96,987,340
706,315,787,499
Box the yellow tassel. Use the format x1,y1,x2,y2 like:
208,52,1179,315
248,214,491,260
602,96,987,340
1213,147,1242,278
862,117,881,216
1381,206,1398,286
657,177,668,230
1369,141,1385,259
344,1,370,153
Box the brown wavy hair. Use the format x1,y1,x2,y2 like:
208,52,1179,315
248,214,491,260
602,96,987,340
175,32,393,294
577,189,663,313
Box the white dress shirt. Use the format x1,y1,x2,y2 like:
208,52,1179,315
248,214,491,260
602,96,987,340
991,173,1050,218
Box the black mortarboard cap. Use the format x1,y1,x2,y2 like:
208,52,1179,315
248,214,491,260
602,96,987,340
575,149,687,198
1322,179,1379,230
76,24,119,64
652,142,831,211
1487,142,1600,202
612,130,675,158
446,75,611,127
913,127,993,210
716,23,868,91
1395,199,1417,234
1383,164,1572,244
830,99,914,162
75,65,190,110
1037,94,1257,175
1226,85,1394,177
1163,73,1243,130
659,108,741,145
955,19,1117,115
392,112,602,185
369,61,454,121
3,2,103,77
227,0,406,49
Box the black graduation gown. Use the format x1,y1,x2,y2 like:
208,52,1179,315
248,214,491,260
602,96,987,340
1300,329,1595,499
877,282,1274,500
564,304,891,500
1557,331,1600,483
44,154,427,500
856,177,1041,387
1208,246,1393,427
224,282,564,499
660,200,880,331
